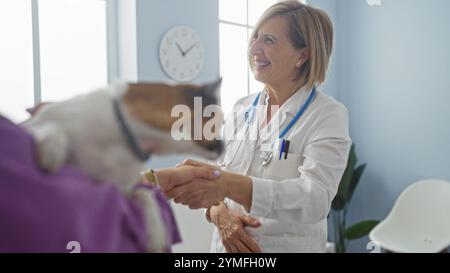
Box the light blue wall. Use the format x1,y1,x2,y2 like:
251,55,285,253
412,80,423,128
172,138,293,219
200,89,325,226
337,0,450,252
134,0,219,166
134,0,220,169
135,0,219,83
133,0,219,253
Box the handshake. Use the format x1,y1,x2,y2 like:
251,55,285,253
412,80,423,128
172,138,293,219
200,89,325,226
143,159,229,209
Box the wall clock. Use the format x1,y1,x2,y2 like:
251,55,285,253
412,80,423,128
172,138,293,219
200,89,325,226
159,25,204,82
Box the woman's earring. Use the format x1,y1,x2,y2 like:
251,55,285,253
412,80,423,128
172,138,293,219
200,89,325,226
297,61,302,67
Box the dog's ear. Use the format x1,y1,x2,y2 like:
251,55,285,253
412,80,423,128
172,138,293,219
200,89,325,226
200,77,222,106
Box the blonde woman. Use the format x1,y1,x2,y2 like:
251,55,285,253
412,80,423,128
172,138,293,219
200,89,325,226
160,0,351,253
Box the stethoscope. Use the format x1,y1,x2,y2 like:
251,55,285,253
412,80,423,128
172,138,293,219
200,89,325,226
218,86,317,168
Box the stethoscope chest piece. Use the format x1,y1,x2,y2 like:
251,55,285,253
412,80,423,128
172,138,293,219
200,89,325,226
261,151,273,166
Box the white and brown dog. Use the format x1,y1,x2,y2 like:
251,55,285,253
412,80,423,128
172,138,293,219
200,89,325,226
22,79,223,252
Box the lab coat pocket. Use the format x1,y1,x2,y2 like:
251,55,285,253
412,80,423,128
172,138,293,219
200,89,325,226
263,152,301,180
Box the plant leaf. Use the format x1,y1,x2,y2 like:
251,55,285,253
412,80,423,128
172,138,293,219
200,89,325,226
335,144,356,203
344,220,380,240
331,195,346,210
347,163,367,202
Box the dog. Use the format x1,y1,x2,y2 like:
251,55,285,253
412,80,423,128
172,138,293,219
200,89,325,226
22,79,223,252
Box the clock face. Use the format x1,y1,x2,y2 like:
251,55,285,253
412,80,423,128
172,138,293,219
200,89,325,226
159,26,204,82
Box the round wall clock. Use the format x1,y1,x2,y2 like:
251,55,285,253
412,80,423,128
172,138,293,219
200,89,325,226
159,25,204,82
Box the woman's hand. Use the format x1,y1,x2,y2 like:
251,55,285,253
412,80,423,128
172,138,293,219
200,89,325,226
163,159,228,209
152,165,220,192
176,158,219,171
210,203,262,253
170,159,254,211
165,171,229,209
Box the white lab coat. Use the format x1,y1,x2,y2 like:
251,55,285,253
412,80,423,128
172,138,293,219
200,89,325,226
210,86,351,253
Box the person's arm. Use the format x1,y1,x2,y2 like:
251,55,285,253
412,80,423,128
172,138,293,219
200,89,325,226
149,165,221,192
168,104,351,224
241,104,351,223
214,171,253,212
163,164,247,210
249,139,350,223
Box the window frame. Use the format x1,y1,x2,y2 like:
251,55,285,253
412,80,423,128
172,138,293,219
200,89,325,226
218,0,307,97
30,0,112,106
218,0,253,97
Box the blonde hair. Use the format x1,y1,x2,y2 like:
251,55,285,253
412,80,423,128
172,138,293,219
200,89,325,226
248,0,334,91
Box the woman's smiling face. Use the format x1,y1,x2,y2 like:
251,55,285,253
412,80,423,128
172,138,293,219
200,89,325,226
249,16,303,89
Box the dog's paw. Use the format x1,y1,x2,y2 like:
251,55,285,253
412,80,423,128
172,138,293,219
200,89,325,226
30,123,69,173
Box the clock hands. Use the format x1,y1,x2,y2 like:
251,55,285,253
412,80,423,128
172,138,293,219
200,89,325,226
176,41,197,57
183,43,197,55
176,42,186,56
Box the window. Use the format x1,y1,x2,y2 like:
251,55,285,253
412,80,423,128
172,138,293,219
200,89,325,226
0,1,34,123
0,0,108,123
219,0,306,115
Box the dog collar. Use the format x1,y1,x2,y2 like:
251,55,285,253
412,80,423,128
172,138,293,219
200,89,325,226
112,98,151,162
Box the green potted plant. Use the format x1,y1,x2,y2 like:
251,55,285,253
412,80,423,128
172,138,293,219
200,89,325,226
330,144,379,253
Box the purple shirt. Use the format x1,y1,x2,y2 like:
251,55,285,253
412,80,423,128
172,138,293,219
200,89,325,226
0,116,180,252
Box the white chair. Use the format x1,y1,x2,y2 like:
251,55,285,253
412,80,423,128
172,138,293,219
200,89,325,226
369,179,450,253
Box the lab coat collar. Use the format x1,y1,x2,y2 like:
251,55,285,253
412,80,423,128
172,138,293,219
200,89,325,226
263,85,312,117
257,85,313,143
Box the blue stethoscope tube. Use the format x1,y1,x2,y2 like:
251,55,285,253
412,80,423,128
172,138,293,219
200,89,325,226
219,86,317,167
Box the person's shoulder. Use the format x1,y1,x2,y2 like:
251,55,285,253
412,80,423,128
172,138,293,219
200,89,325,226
314,90,348,116
309,90,351,141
